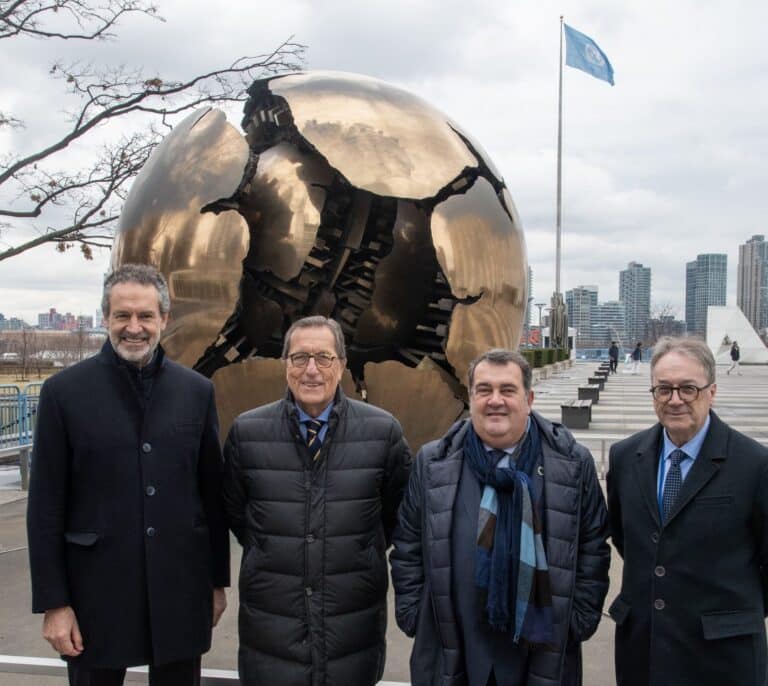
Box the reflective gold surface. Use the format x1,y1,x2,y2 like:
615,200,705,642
239,142,334,281
114,72,529,450
266,71,478,199
354,201,436,346
363,359,465,450
113,108,250,367
431,178,527,382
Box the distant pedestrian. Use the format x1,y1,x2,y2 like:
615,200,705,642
631,342,642,375
727,340,740,375
609,341,619,374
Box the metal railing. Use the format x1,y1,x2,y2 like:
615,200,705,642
0,383,41,448
0,383,41,490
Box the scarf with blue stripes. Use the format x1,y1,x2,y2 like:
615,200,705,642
464,419,554,646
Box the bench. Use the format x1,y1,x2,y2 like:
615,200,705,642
561,399,592,429
587,376,606,391
578,384,600,404
593,369,609,380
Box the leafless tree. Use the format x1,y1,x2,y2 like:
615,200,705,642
0,0,305,262
645,302,682,345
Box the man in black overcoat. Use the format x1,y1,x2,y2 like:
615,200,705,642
607,336,768,686
27,264,230,686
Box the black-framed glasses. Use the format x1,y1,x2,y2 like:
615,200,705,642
649,383,712,402
287,352,337,368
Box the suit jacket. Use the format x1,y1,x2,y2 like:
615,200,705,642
27,342,230,668
607,411,768,686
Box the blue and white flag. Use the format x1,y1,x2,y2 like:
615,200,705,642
564,24,614,86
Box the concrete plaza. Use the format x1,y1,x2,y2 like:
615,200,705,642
2,360,767,684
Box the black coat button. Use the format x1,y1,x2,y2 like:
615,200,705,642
142,443,152,453
305,587,313,596
654,566,666,577
654,598,665,610
146,526,156,537
651,532,660,543
146,486,156,496
306,534,315,543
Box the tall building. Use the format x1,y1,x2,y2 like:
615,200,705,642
685,254,727,337
737,234,768,333
619,262,651,344
590,300,627,347
565,285,598,342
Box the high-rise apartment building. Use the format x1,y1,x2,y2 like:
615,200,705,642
565,285,598,342
685,254,727,337
737,234,768,333
590,300,627,346
619,262,651,344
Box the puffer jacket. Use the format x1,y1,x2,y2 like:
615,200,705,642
223,388,411,686
390,411,610,686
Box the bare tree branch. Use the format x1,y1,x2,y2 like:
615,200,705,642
0,0,306,262
0,0,161,41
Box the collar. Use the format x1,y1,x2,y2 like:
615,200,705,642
297,401,334,424
662,414,710,461
101,339,166,372
481,416,531,455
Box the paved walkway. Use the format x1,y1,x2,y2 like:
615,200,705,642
2,360,767,684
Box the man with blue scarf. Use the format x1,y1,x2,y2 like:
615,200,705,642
391,349,610,686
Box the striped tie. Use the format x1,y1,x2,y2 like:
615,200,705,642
662,449,686,522
306,419,324,461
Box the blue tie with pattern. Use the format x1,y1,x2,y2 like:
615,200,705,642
662,449,686,522
306,419,324,461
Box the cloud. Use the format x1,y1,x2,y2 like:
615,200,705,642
2,0,767,325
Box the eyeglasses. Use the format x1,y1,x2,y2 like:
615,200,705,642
649,384,712,402
287,352,337,368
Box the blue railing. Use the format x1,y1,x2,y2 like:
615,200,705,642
0,383,42,448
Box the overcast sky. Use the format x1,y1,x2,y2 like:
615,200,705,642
2,0,767,323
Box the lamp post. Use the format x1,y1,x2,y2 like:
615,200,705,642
535,302,546,349
524,296,534,347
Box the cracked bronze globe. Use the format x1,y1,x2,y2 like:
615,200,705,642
112,71,528,449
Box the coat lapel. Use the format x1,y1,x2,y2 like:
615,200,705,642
665,412,727,525
632,424,664,528
457,457,480,521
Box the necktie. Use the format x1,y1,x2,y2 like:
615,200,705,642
489,449,508,466
662,449,686,522
306,419,324,461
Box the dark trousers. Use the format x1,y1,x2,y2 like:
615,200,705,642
67,657,201,686
609,358,618,373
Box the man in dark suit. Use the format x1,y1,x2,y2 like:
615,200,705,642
27,263,230,686
391,349,609,686
607,336,768,686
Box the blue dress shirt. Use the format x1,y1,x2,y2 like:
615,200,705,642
657,414,710,511
298,402,334,443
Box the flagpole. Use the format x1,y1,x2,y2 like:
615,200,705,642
556,15,564,296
